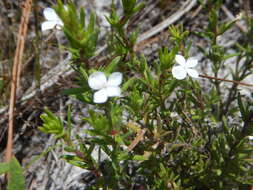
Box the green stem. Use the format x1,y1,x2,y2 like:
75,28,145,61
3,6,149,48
105,101,113,131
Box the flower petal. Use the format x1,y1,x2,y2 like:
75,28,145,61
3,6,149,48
88,72,107,90
106,86,121,97
186,57,198,68
172,65,187,80
93,89,108,103
175,54,186,66
107,72,123,87
41,21,57,31
187,69,199,78
56,20,64,27
43,8,60,21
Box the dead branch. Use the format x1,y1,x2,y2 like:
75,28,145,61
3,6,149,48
6,0,33,163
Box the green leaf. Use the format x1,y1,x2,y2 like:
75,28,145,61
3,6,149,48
0,162,9,174
132,2,145,14
7,157,25,190
62,87,87,95
80,7,86,28
218,20,236,35
88,12,95,34
0,79,4,92
121,77,136,92
67,105,72,132
104,56,121,74
39,108,64,137
237,93,246,120
133,155,149,161
61,155,88,169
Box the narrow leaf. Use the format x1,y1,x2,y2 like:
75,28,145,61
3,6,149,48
7,157,25,190
0,162,9,175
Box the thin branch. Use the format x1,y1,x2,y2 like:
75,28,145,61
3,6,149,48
199,74,253,87
6,0,33,163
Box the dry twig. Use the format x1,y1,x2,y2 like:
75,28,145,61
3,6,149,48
199,74,253,88
127,129,147,152
6,0,33,163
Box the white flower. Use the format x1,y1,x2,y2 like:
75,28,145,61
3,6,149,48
41,8,63,31
249,136,253,140
88,71,123,103
172,54,199,80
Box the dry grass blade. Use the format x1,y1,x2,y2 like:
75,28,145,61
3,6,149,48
127,129,147,152
6,0,33,163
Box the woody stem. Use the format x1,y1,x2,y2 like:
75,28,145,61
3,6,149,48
199,74,253,87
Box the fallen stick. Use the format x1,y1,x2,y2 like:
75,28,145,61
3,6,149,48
6,0,33,163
